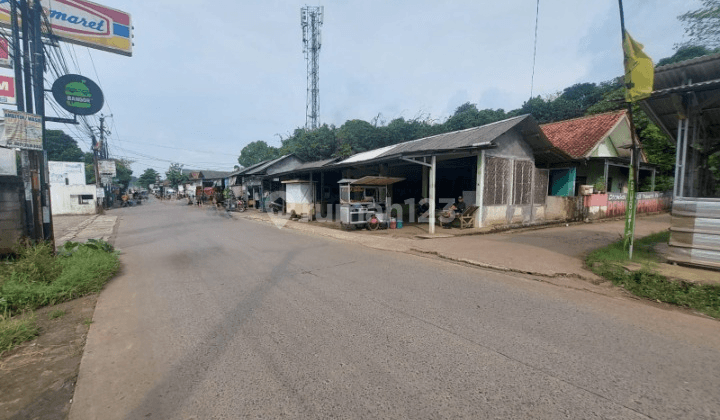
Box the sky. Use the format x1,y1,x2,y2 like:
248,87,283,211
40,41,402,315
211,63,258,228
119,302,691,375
34,0,701,177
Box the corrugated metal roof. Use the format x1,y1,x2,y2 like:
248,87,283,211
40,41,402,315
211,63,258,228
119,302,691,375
336,114,569,166
292,157,340,171
641,53,720,143
200,170,232,180
244,155,293,175
350,176,406,186
341,144,399,164
654,52,720,90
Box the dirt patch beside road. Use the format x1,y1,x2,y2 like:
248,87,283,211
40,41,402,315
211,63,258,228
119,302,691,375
0,295,97,420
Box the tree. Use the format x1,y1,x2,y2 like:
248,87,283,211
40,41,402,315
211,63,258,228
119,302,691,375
657,45,717,67
679,0,720,49
281,125,337,161
115,159,133,190
336,119,378,153
165,163,187,188
238,141,280,167
45,130,84,162
137,168,159,189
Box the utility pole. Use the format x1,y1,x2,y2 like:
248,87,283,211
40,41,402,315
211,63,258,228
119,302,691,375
92,134,103,212
19,0,32,114
98,114,112,208
10,0,35,240
32,0,54,246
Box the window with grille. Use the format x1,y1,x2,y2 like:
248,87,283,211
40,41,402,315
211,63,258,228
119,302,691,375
483,157,510,205
513,160,533,205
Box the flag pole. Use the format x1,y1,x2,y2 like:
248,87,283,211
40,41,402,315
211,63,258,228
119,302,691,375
619,0,640,259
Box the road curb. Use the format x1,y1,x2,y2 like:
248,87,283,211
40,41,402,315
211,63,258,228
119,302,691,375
231,210,604,283
409,247,599,282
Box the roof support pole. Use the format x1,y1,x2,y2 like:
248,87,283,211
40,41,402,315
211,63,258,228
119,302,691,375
422,166,428,198
475,151,485,228
320,171,324,218
673,118,684,198
429,155,436,235
651,168,656,192
604,159,609,192
680,117,690,198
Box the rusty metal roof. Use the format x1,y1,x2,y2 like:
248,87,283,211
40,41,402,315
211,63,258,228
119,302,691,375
348,176,406,186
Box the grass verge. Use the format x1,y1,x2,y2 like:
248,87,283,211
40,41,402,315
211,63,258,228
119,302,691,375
587,231,720,319
0,240,119,353
0,313,38,355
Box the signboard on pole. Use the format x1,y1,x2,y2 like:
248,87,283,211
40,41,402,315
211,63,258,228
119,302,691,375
0,0,133,57
96,187,105,198
0,109,42,150
0,37,11,69
0,74,15,104
51,74,104,115
98,159,116,176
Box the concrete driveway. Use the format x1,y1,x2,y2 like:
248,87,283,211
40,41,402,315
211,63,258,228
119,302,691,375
411,214,671,279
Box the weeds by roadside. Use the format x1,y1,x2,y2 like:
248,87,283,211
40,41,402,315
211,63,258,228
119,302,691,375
0,312,38,355
587,231,720,319
48,309,66,319
0,239,119,354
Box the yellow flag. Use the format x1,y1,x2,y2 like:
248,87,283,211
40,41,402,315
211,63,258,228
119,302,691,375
623,32,654,102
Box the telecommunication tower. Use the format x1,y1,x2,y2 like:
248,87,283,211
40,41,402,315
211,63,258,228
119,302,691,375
301,6,323,130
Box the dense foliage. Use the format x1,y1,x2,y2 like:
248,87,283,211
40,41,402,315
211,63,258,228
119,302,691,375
45,130,84,162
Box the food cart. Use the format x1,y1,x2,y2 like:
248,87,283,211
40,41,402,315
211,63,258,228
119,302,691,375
338,176,405,230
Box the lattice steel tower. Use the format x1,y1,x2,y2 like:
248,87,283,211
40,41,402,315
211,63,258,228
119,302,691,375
301,6,323,130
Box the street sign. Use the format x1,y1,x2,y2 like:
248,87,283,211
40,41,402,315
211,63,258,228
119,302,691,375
0,0,133,57
0,109,42,150
96,187,105,198
98,159,116,176
51,74,104,115
0,74,15,104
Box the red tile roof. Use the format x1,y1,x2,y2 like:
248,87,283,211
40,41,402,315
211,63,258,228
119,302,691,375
540,110,627,158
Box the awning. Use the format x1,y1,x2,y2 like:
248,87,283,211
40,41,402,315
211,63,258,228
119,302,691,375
338,176,406,186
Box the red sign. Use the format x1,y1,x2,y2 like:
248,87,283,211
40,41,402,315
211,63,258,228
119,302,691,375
0,75,15,104
0,38,11,69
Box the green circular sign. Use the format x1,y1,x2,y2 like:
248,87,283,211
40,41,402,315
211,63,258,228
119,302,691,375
51,74,104,116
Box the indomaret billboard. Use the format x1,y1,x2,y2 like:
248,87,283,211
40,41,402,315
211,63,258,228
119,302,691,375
0,0,132,57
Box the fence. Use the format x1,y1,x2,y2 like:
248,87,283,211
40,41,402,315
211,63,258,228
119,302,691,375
586,191,672,219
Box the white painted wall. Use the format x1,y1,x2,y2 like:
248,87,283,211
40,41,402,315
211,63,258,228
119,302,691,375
0,148,16,175
51,184,97,215
49,161,86,186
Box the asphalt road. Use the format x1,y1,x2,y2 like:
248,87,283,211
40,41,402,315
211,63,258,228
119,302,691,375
70,199,720,419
